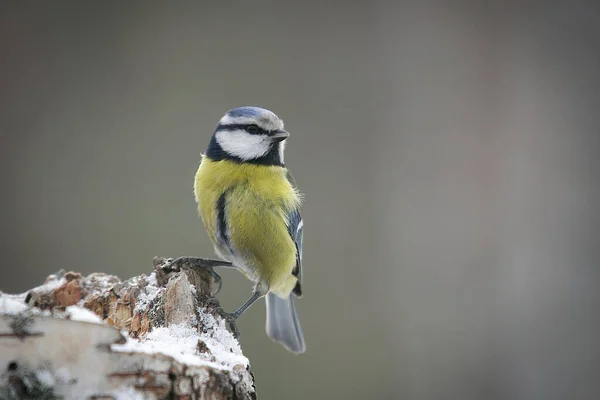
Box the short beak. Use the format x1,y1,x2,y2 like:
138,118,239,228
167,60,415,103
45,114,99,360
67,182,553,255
271,130,289,143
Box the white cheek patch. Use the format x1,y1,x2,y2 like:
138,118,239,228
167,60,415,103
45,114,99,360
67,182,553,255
216,130,271,160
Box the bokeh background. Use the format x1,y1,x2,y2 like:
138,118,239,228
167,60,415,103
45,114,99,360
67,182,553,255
1,2,599,399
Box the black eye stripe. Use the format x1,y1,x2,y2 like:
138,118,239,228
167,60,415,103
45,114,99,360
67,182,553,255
216,123,272,135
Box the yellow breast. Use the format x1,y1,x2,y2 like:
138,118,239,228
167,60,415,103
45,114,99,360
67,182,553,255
194,157,301,295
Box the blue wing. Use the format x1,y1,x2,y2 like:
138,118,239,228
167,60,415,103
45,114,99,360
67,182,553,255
287,208,303,297
286,170,303,297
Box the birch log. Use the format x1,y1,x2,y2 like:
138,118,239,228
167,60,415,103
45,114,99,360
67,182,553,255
0,257,256,400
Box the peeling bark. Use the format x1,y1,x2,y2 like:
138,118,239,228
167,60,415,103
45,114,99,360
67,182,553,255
0,257,256,400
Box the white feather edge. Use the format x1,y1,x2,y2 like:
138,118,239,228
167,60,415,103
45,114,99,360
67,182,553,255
278,139,286,163
219,115,284,132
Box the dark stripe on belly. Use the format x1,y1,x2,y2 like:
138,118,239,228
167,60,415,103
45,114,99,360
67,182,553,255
216,191,230,248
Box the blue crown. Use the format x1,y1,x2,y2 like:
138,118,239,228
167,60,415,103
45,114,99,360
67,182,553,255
226,106,270,118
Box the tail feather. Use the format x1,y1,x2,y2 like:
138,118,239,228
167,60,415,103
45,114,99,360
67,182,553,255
265,293,306,353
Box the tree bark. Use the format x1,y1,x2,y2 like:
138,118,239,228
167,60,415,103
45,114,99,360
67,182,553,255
0,257,256,400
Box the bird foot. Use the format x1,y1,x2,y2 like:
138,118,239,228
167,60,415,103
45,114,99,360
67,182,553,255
161,256,233,273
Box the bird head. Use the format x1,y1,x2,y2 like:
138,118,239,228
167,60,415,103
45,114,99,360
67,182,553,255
206,106,289,166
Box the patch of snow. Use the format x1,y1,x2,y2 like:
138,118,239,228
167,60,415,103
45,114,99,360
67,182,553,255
196,308,248,368
111,313,248,372
54,366,74,384
111,386,146,400
0,293,28,315
65,306,103,324
35,369,55,387
85,272,121,291
147,272,157,286
35,277,66,293
133,273,163,313
34,309,53,318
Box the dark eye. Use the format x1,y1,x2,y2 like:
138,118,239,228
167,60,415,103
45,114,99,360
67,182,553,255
246,124,259,134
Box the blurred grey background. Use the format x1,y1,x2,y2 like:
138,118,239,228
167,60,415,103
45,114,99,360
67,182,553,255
1,2,599,399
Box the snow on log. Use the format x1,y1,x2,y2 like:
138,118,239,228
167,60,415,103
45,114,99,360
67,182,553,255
0,257,256,400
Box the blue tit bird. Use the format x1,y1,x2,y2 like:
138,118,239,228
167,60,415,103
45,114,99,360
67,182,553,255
188,106,305,353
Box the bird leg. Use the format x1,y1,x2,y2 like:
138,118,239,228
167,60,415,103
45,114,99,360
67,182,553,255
163,257,263,337
209,291,263,338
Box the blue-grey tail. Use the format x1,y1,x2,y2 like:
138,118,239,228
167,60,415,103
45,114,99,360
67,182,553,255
265,293,306,353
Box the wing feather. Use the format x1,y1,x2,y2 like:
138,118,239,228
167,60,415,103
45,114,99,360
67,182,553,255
285,170,303,297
